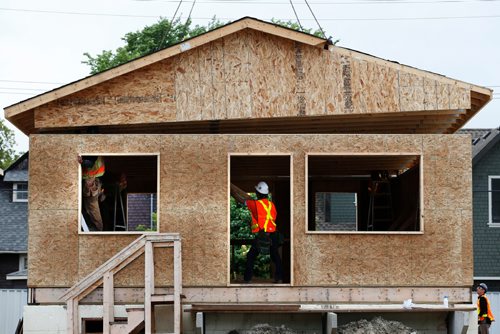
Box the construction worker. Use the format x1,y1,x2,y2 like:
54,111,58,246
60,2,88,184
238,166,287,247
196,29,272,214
230,181,283,284
477,282,495,334
78,155,105,231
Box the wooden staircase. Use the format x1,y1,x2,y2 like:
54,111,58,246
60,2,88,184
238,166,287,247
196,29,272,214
110,307,145,334
60,233,182,334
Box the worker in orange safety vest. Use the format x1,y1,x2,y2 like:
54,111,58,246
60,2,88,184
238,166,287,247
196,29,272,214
231,181,283,284
477,282,495,334
78,155,105,231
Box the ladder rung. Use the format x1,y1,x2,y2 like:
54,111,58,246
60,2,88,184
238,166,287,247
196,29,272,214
151,294,175,302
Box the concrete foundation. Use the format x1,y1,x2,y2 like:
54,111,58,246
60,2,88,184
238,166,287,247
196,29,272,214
22,305,479,334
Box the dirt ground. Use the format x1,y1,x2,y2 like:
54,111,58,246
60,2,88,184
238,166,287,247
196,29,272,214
337,316,417,334
233,317,417,334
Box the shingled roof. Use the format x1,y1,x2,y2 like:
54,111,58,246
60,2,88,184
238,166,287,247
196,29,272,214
0,154,28,253
458,128,500,165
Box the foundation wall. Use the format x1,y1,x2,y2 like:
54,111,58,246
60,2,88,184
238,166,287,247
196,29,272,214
28,134,472,288
33,30,470,129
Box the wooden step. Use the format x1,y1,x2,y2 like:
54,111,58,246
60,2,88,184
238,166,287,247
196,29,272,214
109,307,144,334
151,294,175,303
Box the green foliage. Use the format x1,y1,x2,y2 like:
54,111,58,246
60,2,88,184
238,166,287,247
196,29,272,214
271,19,323,37
135,212,157,231
83,17,225,74
271,19,339,44
0,119,21,170
83,17,338,75
230,197,270,280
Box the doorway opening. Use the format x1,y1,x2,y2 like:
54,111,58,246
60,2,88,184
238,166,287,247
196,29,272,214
229,155,291,284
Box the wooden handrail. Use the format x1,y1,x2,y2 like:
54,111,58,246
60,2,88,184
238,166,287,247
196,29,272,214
60,233,180,302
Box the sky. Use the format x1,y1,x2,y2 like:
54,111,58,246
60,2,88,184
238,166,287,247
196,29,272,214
1,0,499,153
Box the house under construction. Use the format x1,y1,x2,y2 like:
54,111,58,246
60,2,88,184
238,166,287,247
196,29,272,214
4,17,493,334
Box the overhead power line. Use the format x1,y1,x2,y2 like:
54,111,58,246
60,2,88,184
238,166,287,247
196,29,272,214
1,7,500,21
0,91,38,95
304,0,327,38
0,79,63,85
0,87,48,91
130,0,500,4
289,0,305,31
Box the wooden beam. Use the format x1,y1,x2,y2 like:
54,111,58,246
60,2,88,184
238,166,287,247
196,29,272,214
174,239,182,334
103,271,114,333
144,240,154,334
189,303,301,313
33,286,473,305
66,298,78,334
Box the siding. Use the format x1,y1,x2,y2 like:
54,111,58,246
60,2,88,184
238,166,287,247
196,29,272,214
472,142,500,276
0,289,27,334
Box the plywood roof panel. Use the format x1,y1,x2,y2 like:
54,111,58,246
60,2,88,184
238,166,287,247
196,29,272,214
3,17,492,135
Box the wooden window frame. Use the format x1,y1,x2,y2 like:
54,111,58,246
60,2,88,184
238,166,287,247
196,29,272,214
78,153,160,235
13,182,28,202
488,175,500,227
305,153,424,235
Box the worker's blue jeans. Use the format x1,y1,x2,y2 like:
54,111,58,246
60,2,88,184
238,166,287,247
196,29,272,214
244,232,283,283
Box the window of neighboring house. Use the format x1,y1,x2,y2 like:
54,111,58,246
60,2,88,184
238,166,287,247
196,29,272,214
79,154,159,233
488,176,500,226
307,154,422,233
19,254,28,270
315,192,358,231
13,182,28,202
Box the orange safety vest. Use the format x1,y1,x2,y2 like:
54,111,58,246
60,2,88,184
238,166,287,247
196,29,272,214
478,295,495,322
248,199,277,233
82,157,105,180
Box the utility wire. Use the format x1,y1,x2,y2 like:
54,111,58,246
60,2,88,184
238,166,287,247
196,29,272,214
130,0,500,4
289,0,305,31
0,79,63,85
170,0,183,22
1,8,500,21
304,0,327,38
0,92,38,95
0,87,49,91
156,0,183,51
187,0,197,21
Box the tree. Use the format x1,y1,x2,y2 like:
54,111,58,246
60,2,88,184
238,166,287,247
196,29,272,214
271,18,324,37
83,17,225,74
0,119,20,170
83,18,335,74
230,197,271,280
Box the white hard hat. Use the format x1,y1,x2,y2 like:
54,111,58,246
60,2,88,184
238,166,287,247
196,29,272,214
255,181,269,195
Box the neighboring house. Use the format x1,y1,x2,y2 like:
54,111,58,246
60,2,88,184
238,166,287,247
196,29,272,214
3,17,493,334
0,152,29,334
460,127,500,334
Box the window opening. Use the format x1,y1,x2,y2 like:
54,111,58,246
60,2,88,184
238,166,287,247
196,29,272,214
229,155,291,284
19,254,28,270
308,155,421,232
79,155,158,232
488,176,500,226
13,182,28,202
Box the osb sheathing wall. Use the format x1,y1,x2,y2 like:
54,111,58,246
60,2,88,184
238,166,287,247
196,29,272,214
28,133,472,288
33,30,470,129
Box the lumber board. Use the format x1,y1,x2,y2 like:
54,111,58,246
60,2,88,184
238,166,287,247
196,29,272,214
33,286,474,304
